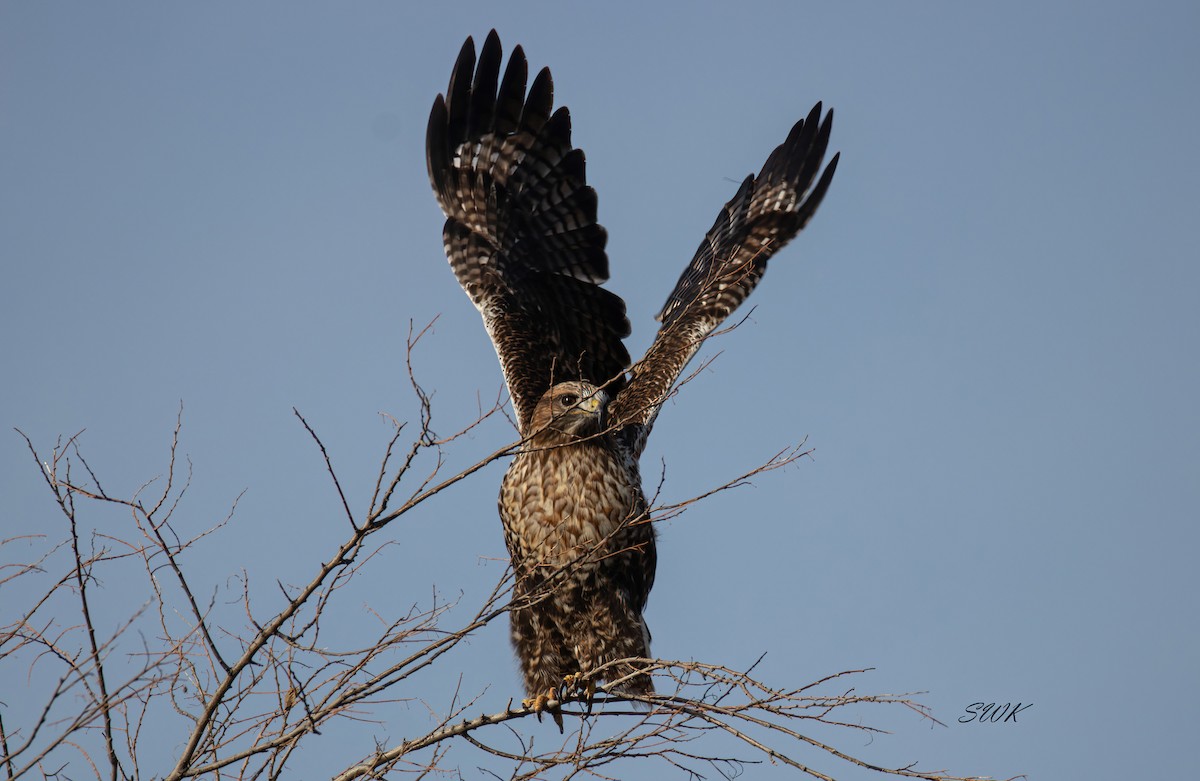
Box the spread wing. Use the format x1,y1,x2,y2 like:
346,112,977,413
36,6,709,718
427,31,631,436
609,104,840,456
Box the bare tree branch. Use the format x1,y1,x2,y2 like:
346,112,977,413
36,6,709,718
3,332,998,781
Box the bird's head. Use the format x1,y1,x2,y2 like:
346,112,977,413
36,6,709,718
530,381,609,442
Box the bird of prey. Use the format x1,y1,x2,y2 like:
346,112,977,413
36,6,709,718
426,30,838,714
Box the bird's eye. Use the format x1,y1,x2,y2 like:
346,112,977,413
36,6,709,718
559,394,578,408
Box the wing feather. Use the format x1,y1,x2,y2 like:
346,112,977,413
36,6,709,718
609,106,839,454
428,31,631,435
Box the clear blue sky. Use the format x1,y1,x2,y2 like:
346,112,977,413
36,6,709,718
3,3,1197,779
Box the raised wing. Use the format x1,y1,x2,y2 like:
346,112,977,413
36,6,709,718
609,104,839,455
427,31,631,435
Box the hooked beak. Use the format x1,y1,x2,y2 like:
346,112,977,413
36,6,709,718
576,392,605,414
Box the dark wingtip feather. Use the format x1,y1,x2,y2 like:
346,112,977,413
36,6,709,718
468,31,503,140
426,94,449,194
546,105,573,144
762,106,818,183
469,47,501,125
795,151,840,226
522,66,555,135
814,106,833,155
806,101,823,129
445,37,477,148
787,104,833,188
821,151,841,186
447,36,477,102
495,44,529,135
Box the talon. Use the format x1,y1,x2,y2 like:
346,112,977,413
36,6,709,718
558,672,597,715
521,691,550,714
563,672,595,698
522,689,564,732
563,672,594,695
560,672,583,699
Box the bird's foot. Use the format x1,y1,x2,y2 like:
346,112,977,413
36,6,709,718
563,671,596,697
522,688,564,731
560,672,597,713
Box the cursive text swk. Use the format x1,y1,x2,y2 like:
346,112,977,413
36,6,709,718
959,702,1032,723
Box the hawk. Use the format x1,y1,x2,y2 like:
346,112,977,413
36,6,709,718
426,31,838,711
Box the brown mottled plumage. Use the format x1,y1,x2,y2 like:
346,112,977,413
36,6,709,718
500,381,654,698
426,31,838,704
